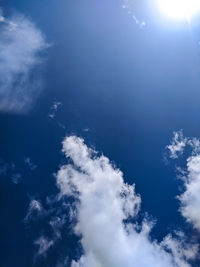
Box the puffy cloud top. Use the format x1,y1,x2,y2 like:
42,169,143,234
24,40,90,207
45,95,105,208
167,130,200,231
56,136,197,267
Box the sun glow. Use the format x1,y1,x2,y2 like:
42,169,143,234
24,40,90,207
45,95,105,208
158,0,200,20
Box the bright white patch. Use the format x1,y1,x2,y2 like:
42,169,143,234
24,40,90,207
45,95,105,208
122,0,146,27
167,131,200,230
56,136,197,267
179,155,200,229
158,0,200,20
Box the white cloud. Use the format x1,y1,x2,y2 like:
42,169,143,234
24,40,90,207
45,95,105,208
167,130,188,159
56,136,197,267
0,9,48,113
178,155,200,230
187,138,200,155
161,234,198,267
167,131,200,231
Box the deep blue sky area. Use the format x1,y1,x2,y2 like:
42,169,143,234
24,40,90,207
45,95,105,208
1,0,200,266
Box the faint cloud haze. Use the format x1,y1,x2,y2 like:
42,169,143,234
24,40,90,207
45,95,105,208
34,236,54,257
48,101,62,119
24,199,43,223
11,173,21,184
0,8,49,113
24,157,37,171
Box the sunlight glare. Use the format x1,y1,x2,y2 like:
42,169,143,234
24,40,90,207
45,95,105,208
158,0,200,20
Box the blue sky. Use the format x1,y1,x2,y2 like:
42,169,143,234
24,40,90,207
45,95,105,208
1,0,200,266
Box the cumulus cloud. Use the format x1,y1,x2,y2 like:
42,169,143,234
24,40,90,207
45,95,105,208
167,131,200,231
0,8,48,113
167,130,188,159
178,155,200,230
56,136,197,267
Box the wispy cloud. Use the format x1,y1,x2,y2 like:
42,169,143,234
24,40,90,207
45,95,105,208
33,214,67,258
24,157,37,171
49,215,67,240
34,236,54,257
48,101,62,119
0,8,48,113
167,130,188,159
56,136,197,267
24,199,43,223
11,173,21,184
56,257,69,267
0,157,22,184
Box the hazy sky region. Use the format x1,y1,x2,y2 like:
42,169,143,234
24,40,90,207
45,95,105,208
1,1,200,266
